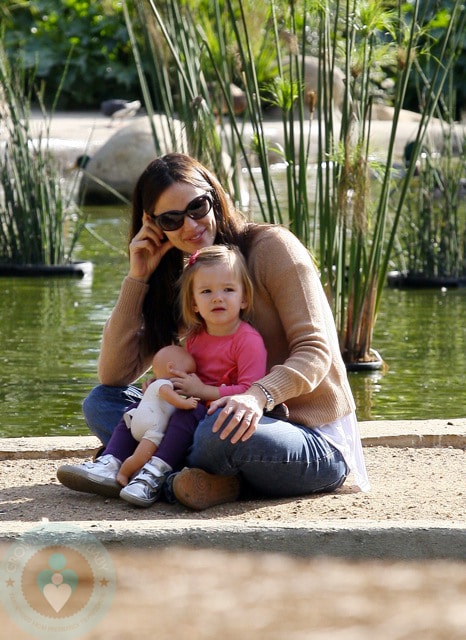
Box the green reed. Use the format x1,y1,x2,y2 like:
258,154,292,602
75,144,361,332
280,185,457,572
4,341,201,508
394,73,466,279
0,46,84,266
125,0,464,364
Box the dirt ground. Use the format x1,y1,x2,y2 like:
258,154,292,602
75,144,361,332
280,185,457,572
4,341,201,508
0,446,464,524
1,445,465,640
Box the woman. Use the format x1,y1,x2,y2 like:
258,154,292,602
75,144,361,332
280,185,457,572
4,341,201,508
79,153,370,509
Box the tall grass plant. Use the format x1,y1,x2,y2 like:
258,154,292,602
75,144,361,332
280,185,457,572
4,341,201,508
0,45,84,266
393,57,466,280
125,0,465,364
313,0,465,362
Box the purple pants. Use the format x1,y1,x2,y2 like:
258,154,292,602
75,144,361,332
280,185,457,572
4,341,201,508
104,403,207,471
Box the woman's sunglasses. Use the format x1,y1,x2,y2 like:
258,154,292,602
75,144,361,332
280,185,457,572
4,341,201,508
150,193,213,232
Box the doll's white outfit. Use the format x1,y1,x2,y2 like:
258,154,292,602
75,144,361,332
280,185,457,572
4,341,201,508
123,379,176,445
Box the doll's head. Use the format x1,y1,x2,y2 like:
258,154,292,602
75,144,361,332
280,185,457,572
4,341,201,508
152,345,196,379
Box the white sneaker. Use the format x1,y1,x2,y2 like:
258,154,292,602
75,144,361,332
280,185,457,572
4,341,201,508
57,454,121,498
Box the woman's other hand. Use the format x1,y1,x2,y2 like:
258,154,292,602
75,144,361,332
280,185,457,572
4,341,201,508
207,392,265,444
128,213,174,282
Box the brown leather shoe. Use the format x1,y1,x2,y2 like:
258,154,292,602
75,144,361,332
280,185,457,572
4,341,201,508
172,468,240,510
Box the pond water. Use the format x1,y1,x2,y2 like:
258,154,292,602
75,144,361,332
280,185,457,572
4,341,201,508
0,206,465,438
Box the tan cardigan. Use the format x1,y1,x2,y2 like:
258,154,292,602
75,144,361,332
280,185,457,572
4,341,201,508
98,225,355,428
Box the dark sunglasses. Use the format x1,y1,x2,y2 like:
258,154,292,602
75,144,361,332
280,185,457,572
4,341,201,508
150,193,213,232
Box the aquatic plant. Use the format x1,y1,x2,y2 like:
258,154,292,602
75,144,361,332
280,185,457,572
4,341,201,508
394,65,466,280
0,45,85,266
124,0,465,365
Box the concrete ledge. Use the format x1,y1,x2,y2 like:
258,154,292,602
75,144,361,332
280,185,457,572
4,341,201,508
1,419,465,460
359,418,466,448
0,519,464,560
0,435,101,460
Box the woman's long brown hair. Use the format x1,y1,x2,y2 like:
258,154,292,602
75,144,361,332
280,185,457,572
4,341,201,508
130,153,256,354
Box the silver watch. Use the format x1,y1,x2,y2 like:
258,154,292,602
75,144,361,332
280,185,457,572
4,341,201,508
252,383,275,412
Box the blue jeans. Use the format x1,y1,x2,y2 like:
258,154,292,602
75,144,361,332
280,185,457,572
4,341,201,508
187,410,348,497
82,384,143,446
83,386,348,497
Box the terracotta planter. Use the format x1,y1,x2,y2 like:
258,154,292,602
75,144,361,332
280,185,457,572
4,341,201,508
0,261,93,278
387,270,466,289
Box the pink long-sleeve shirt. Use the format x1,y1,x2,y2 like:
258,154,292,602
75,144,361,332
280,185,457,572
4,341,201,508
186,321,267,397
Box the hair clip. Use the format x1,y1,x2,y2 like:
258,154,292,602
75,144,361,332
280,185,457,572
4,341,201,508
188,250,200,266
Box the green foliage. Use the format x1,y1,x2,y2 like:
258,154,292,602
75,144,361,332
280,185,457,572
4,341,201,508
1,0,138,108
2,0,465,114
399,0,466,119
316,0,465,362
183,0,280,89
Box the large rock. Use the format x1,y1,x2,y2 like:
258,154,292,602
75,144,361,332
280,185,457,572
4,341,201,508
80,115,186,204
302,54,346,114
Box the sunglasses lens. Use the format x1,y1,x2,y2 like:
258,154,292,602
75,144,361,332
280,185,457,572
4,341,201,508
155,194,212,231
157,213,184,231
187,195,212,219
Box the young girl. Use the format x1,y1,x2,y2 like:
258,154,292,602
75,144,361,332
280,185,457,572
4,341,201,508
57,245,268,507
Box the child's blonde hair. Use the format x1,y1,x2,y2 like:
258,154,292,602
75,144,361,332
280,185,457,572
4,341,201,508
179,245,254,333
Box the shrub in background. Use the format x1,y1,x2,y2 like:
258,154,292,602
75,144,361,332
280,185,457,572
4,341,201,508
1,0,138,109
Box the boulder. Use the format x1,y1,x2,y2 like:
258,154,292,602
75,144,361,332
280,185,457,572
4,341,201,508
211,83,247,116
302,55,346,114
80,115,185,204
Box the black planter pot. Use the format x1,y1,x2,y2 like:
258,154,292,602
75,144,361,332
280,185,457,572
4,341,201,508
345,349,384,372
387,270,466,289
0,261,93,278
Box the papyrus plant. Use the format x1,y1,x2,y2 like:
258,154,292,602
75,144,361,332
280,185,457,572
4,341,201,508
124,0,464,364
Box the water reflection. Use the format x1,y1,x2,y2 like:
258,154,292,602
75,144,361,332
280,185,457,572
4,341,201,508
1,278,94,434
351,287,466,420
0,207,464,437
0,207,128,437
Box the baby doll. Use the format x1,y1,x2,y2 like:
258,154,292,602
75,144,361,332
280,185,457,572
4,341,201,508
117,345,199,486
